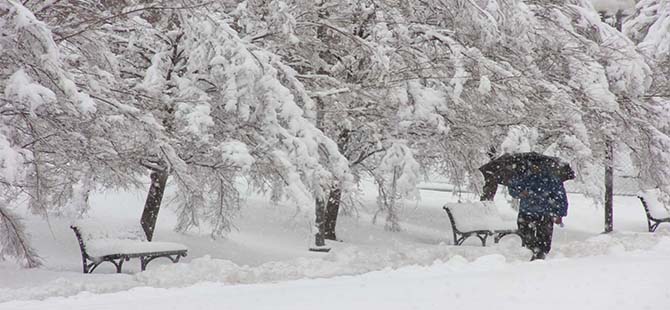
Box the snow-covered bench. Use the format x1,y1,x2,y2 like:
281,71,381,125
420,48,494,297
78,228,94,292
637,190,670,232
443,201,518,246
71,220,187,273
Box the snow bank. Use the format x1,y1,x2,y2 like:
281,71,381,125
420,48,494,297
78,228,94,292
4,237,670,310
554,231,670,257
133,242,525,288
0,275,138,303
138,231,668,290
3,232,669,303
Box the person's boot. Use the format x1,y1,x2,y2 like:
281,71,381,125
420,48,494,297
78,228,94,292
530,252,546,261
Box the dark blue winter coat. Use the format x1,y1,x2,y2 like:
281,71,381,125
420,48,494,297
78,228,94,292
508,172,568,217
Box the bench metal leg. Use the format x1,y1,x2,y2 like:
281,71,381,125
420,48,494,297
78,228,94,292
494,232,519,244
83,259,108,274
90,261,105,273
84,257,128,274
455,234,467,245
476,233,488,246
84,261,94,273
454,232,489,246
455,232,474,246
647,218,670,232
116,257,129,273
140,252,187,271
649,219,670,232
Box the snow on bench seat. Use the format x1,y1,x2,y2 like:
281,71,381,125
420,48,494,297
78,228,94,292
71,219,187,273
85,239,188,258
444,201,517,232
637,189,670,232
443,201,518,246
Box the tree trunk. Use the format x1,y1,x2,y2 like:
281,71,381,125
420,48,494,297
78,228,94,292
604,140,614,233
141,170,169,241
323,188,342,240
314,197,327,246
598,7,621,234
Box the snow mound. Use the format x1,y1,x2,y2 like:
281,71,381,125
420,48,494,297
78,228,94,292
2,232,669,303
555,231,670,258
134,242,529,288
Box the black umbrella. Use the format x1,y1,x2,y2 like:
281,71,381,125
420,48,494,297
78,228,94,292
479,152,575,187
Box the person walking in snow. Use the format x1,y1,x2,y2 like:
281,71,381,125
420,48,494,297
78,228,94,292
508,164,568,261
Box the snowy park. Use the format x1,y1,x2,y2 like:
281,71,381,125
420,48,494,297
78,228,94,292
2,0,670,309
2,184,670,310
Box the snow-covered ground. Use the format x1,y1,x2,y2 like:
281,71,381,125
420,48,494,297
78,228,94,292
5,247,670,310
2,181,670,309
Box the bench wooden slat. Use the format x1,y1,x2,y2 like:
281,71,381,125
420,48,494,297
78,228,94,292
637,194,670,232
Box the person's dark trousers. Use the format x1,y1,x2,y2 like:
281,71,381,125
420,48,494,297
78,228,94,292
517,212,554,260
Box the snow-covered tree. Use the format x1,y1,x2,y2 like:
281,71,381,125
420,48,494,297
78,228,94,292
625,0,670,97
47,1,354,241
623,0,670,192
1,0,352,263
5,0,670,266
234,0,664,234
0,0,149,266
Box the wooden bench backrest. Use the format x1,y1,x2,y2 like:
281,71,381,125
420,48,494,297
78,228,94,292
71,219,146,245
637,190,670,220
443,201,517,232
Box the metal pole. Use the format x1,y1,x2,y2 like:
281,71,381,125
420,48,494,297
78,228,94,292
604,140,614,233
